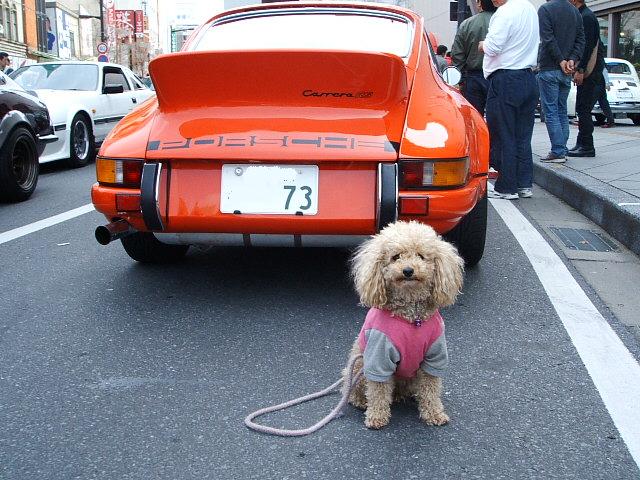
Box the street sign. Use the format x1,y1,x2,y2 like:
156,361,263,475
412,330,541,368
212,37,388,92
97,54,109,62
97,42,108,54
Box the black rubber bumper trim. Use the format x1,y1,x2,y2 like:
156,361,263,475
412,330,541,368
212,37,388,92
140,163,164,231
377,163,398,231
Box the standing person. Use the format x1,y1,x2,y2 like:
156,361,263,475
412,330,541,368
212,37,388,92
595,66,615,127
0,52,12,75
480,0,540,200
567,0,605,157
435,45,448,72
537,0,584,164
451,0,497,116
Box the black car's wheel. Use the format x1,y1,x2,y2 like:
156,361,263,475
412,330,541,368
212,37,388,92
66,113,96,168
444,193,487,268
121,232,189,263
629,114,640,126
593,113,607,125
0,127,39,202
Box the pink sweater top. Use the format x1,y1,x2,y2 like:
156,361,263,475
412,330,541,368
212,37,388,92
358,308,445,379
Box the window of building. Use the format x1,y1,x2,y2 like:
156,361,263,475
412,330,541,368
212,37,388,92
3,2,11,41
36,0,47,52
598,15,609,54
617,10,640,70
0,7,4,39
10,5,17,41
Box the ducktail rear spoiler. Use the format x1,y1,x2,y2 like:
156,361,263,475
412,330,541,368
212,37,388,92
149,50,409,113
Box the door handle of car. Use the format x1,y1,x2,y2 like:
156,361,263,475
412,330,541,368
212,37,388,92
131,97,137,103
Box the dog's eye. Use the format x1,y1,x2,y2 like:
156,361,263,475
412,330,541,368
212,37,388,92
417,253,425,260
392,254,400,261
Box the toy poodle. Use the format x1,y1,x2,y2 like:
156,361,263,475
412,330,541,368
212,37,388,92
343,221,464,429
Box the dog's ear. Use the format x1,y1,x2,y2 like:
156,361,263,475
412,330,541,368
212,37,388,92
351,236,387,308
431,240,464,307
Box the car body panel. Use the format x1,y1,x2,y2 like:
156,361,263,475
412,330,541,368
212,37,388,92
11,61,154,163
91,2,488,247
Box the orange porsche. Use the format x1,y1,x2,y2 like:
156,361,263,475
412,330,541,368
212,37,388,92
91,2,489,266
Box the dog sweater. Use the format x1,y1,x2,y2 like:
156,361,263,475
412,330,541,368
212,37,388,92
357,308,448,381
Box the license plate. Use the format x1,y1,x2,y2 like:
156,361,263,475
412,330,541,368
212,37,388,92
221,164,319,215
617,90,633,99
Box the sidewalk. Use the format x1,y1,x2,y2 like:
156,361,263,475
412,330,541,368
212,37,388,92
531,118,640,256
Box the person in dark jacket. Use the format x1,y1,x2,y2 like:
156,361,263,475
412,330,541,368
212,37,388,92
537,0,584,163
451,0,497,116
568,0,605,157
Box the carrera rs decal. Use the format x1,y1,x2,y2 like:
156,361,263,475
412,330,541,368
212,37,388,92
147,135,398,152
302,90,374,98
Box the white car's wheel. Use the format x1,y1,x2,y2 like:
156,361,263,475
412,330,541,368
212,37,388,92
66,114,96,168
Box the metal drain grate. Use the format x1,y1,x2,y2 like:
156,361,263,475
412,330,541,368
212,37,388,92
549,227,618,252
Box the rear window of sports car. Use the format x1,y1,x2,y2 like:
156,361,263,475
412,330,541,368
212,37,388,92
192,11,412,58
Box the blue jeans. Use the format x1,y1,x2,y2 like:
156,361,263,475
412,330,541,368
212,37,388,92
537,69,572,156
485,69,538,194
461,71,489,116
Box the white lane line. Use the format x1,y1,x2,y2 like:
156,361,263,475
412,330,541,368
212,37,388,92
491,199,640,470
0,204,95,245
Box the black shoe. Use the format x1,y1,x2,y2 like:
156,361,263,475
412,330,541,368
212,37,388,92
566,147,595,157
568,144,581,152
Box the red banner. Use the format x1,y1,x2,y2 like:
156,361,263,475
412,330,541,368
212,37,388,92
115,10,135,32
134,10,144,33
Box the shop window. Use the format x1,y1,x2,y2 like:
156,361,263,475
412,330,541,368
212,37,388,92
618,10,640,70
598,15,609,53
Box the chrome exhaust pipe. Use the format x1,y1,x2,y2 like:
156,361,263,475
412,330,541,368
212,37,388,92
95,219,135,245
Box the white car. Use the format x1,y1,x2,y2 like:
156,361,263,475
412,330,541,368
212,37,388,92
10,61,155,167
567,58,640,125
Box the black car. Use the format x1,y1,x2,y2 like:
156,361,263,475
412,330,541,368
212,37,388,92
0,71,56,202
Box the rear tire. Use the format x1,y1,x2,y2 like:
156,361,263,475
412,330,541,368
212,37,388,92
121,232,189,263
593,113,606,125
0,127,39,202
444,194,487,268
66,113,96,168
629,114,640,126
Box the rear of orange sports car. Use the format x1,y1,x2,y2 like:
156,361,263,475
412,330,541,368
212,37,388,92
91,2,489,265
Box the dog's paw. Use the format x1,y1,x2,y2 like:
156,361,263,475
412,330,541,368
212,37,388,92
420,410,450,426
365,417,389,430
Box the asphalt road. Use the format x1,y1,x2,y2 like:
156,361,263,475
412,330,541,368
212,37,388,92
1,161,639,479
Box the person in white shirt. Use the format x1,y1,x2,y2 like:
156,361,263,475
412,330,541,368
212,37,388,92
479,0,540,200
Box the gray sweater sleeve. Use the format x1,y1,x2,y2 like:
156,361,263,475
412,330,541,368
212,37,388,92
362,329,400,382
420,333,449,377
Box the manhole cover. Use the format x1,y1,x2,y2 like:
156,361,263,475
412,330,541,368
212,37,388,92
549,227,618,252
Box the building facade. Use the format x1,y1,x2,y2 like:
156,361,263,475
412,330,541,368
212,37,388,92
589,0,640,68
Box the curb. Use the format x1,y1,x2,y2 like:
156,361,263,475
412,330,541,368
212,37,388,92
533,158,640,257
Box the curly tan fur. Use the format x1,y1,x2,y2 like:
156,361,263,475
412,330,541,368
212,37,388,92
345,221,464,429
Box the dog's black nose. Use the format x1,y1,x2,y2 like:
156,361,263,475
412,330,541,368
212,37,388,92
403,267,414,278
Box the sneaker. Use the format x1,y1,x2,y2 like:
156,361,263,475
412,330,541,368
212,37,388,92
488,167,499,179
518,188,533,198
488,189,518,200
540,152,566,163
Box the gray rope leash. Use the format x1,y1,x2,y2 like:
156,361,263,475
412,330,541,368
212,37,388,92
244,354,363,436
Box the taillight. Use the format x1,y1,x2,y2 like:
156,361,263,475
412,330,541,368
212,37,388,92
399,158,469,189
96,158,144,187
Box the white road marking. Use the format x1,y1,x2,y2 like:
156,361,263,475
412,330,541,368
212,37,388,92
491,198,640,470
618,203,640,206
0,204,95,245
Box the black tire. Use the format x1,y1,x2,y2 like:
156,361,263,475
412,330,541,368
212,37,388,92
121,232,189,263
444,194,487,268
629,114,640,126
0,127,39,202
66,113,96,168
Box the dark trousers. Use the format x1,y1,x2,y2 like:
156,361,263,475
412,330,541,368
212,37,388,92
485,69,538,194
576,70,605,149
596,85,614,124
461,71,489,116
